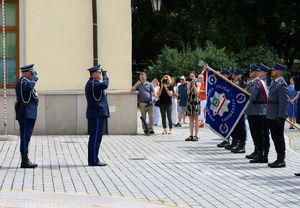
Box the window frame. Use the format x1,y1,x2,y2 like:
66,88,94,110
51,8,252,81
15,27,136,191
1,0,19,88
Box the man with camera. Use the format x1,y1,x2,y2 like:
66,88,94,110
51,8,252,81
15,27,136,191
85,64,109,166
15,64,39,168
132,72,156,134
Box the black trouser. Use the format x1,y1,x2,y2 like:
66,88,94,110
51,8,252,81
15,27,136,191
18,119,36,157
231,114,246,144
160,104,172,129
248,115,266,151
267,118,286,154
88,117,105,164
262,116,270,151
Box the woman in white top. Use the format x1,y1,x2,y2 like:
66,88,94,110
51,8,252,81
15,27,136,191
171,77,178,126
152,79,161,126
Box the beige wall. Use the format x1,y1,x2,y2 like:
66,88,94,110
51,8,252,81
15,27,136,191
98,0,132,90
24,0,132,91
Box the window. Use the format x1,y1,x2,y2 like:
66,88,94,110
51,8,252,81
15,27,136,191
0,0,19,87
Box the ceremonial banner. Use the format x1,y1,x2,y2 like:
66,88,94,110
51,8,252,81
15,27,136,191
205,67,250,139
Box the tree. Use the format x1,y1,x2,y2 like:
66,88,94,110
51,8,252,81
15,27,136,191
132,0,300,71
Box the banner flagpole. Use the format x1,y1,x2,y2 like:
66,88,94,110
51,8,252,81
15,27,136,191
286,120,300,131
205,65,251,96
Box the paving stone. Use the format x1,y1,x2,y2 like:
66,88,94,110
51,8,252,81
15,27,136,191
0,121,299,207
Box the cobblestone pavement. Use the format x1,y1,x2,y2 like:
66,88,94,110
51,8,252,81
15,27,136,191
0,121,300,208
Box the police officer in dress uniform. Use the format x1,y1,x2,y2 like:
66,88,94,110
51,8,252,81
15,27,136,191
228,68,247,153
85,64,109,166
266,63,289,168
246,63,271,160
245,65,269,163
15,64,38,168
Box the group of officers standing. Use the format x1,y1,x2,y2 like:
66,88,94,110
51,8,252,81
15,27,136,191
217,62,295,171
15,64,109,168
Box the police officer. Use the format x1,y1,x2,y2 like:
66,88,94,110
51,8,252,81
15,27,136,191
246,64,271,160
229,68,247,153
267,63,289,168
245,65,269,163
85,64,109,166
259,63,272,88
15,64,38,168
258,64,271,162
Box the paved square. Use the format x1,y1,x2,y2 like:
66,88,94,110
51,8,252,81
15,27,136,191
0,122,300,208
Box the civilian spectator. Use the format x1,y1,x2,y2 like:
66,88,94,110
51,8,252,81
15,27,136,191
132,72,156,134
287,77,299,129
198,74,206,128
171,77,178,126
152,79,161,126
157,75,174,134
176,76,188,127
185,71,200,141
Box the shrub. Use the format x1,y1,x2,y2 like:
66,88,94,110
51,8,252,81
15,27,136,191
235,46,281,69
150,42,235,79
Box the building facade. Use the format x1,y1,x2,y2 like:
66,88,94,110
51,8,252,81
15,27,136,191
0,0,137,135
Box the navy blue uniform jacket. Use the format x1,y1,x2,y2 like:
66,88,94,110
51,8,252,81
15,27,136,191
15,76,39,120
85,77,110,119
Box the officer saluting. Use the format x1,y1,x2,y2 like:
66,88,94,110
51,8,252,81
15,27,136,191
85,64,109,166
267,63,289,168
15,64,38,168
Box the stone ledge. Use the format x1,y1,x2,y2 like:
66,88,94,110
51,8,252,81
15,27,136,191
0,89,138,95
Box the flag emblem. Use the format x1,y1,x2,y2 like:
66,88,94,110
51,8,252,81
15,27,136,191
210,92,230,116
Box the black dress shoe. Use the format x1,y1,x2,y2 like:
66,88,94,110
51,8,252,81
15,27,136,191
21,161,38,169
250,158,264,163
217,141,229,148
232,146,245,153
89,162,107,167
149,130,155,134
245,152,257,159
269,160,286,168
249,151,264,163
225,144,235,150
295,173,300,176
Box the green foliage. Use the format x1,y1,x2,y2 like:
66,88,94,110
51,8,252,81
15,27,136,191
149,43,285,79
133,0,299,69
235,46,281,69
149,42,235,79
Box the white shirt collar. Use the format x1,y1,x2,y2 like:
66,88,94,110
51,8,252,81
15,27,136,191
251,77,260,83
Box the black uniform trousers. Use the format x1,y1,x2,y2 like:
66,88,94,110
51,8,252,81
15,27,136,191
262,116,270,151
88,117,105,165
248,115,269,151
231,114,246,143
267,118,286,154
18,119,36,156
